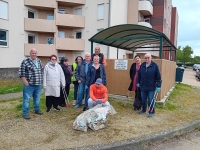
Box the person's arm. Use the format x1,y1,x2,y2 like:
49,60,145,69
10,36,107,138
101,87,108,103
43,65,47,88
85,65,91,86
102,66,106,86
60,65,66,87
75,64,81,83
137,65,141,85
155,64,162,88
129,63,134,80
19,60,29,86
90,85,96,101
102,57,107,67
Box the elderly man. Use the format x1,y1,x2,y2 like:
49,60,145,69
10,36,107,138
137,53,162,118
91,46,107,67
88,78,110,109
19,48,43,119
75,52,93,111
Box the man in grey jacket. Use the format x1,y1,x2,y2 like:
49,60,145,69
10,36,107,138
75,52,92,111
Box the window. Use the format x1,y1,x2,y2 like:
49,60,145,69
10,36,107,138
144,18,150,23
74,8,82,15
58,53,65,62
28,10,35,18
28,35,35,44
0,29,8,46
58,9,66,14
0,1,8,19
58,31,65,38
75,32,81,39
97,4,104,20
47,37,54,45
47,14,54,20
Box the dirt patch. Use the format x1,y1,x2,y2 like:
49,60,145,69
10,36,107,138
0,84,200,150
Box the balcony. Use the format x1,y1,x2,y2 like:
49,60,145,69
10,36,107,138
24,44,56,57
24,0,56,9
56,38,84,51
56,0,85,6
139,0,153,16
24,18,56,33
56,13,85,28
138,21,152,28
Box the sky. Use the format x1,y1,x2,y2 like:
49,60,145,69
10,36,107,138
172,0,200,56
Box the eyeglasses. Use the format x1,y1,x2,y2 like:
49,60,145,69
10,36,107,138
51,58,56,60
95,49,100,50
144,57,150,59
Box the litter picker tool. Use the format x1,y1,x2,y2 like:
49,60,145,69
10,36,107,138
148,91,158,113
122,90,130,107
62,87,70,107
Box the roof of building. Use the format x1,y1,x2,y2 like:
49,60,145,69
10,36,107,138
88,24,177,53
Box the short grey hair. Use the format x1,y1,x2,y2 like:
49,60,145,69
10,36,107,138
85,52,91,56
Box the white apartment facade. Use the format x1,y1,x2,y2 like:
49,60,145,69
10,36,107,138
0,0,154,68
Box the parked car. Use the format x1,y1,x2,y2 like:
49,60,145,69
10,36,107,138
182,64,187,68
193,64,200,71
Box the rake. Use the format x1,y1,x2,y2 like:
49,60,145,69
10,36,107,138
62,87,70,107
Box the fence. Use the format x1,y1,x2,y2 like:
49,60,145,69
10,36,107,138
105,59,176,101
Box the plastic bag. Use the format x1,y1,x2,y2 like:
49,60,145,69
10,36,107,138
72,104,116,132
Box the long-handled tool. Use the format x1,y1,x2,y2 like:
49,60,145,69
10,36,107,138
62,87,70,107
148,91,158,113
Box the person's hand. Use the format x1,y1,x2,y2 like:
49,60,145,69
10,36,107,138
85,85,88,90
62,86,65,89
78,80,81,83
136,83,140,87
156,87,161,93
96,99,102,104
23,80,29,86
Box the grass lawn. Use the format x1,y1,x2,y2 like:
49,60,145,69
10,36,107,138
0,83,200,149
0,78,23,94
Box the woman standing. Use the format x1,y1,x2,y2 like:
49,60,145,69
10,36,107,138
43,55,65,112
59,57,72,107
71,56,83,106
129,55,142,110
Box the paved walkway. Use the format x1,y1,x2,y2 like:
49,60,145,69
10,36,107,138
0,92,22,101
182,68,200,87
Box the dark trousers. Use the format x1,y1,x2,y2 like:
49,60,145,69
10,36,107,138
59,84,70,105
46,96,59,109
135,88,142,100
73,82,78,100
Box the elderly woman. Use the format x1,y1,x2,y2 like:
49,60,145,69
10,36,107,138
59,57,72,107
43,55,65,112
129,55,142,110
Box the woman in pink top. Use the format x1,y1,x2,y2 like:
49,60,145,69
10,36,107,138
128,55,142,110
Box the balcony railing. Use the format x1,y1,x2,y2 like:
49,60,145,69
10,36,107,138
56,0,85,6
139,0,153,16
56,38,84,51
24,44,56,57
24,18,56,33
24,0,56,9
139,0,153,5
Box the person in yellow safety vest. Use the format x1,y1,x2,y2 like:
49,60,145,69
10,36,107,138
71,56,83,105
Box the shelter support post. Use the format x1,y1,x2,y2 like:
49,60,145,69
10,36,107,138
91,42,93,55
117,48,119,59
170,46,172,60
159,37,163,59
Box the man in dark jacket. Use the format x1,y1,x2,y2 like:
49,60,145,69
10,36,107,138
137,53,162,117
75,52,92,110
91,47,107,67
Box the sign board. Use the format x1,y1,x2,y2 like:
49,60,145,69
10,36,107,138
114,60,128,70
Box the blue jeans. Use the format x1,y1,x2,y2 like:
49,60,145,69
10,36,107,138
77,83,89,108
141,91,155,114
22,84,42,115
73,83,78,100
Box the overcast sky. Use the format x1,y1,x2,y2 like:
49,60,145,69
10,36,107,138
172,0,200,56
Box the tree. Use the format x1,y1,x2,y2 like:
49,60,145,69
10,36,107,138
193,56,200,63
177,45,193,64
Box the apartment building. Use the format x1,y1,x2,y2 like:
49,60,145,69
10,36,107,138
0,0,178,69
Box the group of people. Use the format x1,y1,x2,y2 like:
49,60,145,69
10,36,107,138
19,47,109,119
129,53,162,117
19,47,161,120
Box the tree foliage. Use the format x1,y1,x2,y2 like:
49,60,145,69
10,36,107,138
177,45,193,63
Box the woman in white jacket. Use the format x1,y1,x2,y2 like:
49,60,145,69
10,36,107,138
43,55,66,112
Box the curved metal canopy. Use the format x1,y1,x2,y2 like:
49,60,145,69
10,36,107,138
88,24,177,51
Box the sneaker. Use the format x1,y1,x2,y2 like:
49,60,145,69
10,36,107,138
46,108,51,113
54,107,60,111
147,113,154,118
72,100,77,106
138,111,146,115
82,107,88,112
60,104,66,107
23,114,31,120
35,110,43,115
74,104,80,109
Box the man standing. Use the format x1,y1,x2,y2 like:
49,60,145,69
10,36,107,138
88,78,110,109
19,48,43,119
75,52,92,111
91,47,107,67
137,53,162,118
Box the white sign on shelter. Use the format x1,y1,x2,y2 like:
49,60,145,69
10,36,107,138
114,60,128,70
